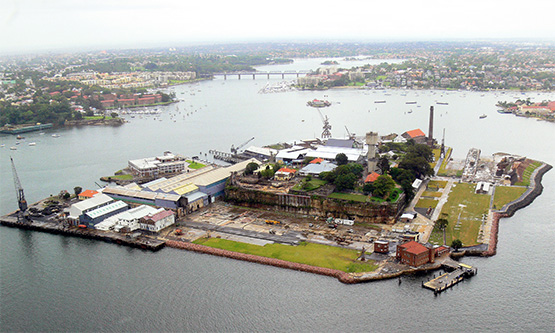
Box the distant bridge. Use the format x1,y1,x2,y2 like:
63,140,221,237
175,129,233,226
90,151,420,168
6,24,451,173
212,70,311,80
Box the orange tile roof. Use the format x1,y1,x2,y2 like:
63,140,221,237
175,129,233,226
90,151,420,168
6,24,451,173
309,158,324,164
365,172,380,183
79,189,98,198
405,129,426,138
277,167,296,174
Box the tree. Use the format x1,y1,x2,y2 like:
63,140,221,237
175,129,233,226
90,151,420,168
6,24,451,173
378,156,390,174
244,162,259,175
335,153,348,166
372,175,396,198
398,156,434,179
362,182,375,195
451,239,463,251
110,112,118,118
334,173,357,191
74,186,82,197
260,168,274,179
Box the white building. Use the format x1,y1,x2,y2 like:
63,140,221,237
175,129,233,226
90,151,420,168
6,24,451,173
68,193,114,221
139,209,175,232
128,152,185,178
95,205,160,232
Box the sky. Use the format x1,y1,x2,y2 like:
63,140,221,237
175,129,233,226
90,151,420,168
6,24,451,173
1,0,555,54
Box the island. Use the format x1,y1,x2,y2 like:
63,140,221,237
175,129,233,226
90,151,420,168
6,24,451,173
2,126,551,291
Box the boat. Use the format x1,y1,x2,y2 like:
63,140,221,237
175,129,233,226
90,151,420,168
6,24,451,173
405,101,417,104
374,100,386,103
52,134,60,138
16,135,24,140
497,109,512,114
479,114,487,119
28,142,36,146
436,102,449,105
10,146,17,150
307,99,331,108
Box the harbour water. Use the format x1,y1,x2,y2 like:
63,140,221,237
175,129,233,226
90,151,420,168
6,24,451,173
1,58,554,331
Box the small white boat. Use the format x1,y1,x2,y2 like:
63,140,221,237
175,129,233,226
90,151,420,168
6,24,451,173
29,142,36,146
52,134,60,138
479,114,487,119
10,146,17,150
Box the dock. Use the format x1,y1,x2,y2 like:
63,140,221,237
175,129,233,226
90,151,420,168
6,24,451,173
423,260,477,294
0,214,165,251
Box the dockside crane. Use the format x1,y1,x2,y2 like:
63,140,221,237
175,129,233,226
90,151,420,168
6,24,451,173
344,126,356,140
231,137,255,155
10,157,28,221
317,108,332,139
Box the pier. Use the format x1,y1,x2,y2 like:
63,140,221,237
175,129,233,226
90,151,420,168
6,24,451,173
423,260,477,294
0,214,165,251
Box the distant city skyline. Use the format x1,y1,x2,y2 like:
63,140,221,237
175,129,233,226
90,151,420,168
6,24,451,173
2,0,555,54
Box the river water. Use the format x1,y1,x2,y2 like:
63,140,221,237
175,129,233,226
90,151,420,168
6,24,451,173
1,58,554,332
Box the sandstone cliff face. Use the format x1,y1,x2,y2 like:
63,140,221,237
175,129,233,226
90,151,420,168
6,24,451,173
225,180,403,224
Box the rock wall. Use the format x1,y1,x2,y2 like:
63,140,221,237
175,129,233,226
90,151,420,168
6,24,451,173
225,179,404,223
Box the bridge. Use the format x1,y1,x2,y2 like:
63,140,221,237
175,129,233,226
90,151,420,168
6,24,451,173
212,70,311,80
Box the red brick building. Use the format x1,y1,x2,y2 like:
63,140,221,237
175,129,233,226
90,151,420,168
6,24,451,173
396,240,432,267
374,240,389,254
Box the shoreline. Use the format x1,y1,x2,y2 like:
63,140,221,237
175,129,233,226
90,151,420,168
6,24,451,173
0,164,550,284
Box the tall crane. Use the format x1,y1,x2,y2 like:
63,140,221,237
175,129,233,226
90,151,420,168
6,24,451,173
344,126,356,140
317,108,332,139
231,137,255,155
10,157,28,220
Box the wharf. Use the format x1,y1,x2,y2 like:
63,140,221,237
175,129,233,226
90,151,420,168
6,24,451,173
423,260,477,294
0,123,53,134
0,214,165,251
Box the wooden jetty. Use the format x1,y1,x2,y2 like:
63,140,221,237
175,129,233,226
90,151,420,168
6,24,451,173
423,261,477,294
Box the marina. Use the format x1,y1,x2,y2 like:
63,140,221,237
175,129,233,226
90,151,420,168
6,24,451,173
423,261,477,294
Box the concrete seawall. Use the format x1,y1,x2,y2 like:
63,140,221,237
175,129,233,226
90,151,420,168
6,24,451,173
481,163,552,257
165,240,357,283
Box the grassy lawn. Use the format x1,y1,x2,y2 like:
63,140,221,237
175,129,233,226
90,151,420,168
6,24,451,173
84,116,114,120
429,183,490,246
493,186,527,210
427,180,448,190
514,161,542,186
292,178,327,192
193,238,378,273
431,148,441,168
421,191,443,198
186,160,206,169
328,192,369,202
111,174,133,180
416,198,438,208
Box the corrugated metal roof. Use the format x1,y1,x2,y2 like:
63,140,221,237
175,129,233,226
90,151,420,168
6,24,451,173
173,183,198,195
185,191,208,202
85,200,128,219
72,193,113,211
188,158,261,186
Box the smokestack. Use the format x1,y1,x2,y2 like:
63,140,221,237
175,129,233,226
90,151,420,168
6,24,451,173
428,106,434,147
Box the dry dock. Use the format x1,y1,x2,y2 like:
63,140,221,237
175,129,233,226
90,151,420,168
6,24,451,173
0,214,165,251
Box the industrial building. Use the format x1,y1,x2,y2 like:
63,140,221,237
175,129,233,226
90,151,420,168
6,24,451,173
101,187,183,210
139,209,175,232
68,193,115,224
128,151,185,178
94,205,160,232
80,200,129,227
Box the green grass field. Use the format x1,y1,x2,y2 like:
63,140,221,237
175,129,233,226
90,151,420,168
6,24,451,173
493,186,527,210
416,198,438,208
328,192,369,202
429,183,490,246
186,160,206,169
515,161,542,186
292,178,327,192
193,238,378,273
84,116,114,120
427,180,448,189
421,191,443,198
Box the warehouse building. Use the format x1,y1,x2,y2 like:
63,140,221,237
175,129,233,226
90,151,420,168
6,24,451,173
94,205,160,232
68,193,115,225
80,200,129,227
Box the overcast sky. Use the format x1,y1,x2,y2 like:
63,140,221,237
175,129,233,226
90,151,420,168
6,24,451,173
2,0,555,54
